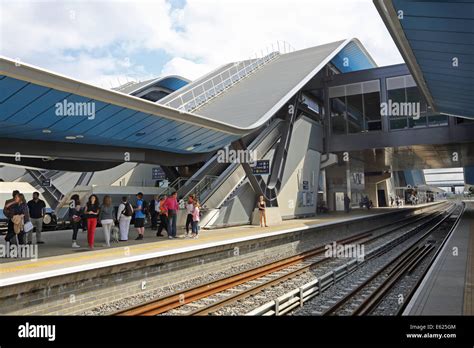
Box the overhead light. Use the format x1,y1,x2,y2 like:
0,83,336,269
185,146,195,151
167,137,176,142
193,143,202,147
135,132,146,136
42,129,51,134
65,136,77,140
75,135,84,139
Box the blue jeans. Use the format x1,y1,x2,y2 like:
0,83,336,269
168,210,177,237
192,221,199,234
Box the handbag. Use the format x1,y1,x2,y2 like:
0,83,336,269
24,221,34,233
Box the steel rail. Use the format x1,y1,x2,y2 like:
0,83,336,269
322,204,459,316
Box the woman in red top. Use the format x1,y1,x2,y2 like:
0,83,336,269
84,194,100,249
164,191,179,239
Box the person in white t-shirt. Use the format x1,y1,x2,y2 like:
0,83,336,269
117,196,132,241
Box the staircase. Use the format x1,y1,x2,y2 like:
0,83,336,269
26,169,64,208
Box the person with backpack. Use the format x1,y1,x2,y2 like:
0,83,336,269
134,192,146,240
117,196,132,241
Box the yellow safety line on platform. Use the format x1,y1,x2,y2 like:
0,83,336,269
0,223,302,275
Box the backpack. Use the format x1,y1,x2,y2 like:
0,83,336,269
122,202,133,217
142,200,149,214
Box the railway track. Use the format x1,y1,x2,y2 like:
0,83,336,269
114,203,450,316
320,203,464,316
114,232,372,316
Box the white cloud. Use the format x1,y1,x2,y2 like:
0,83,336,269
161,57,215,80
0,0,404,84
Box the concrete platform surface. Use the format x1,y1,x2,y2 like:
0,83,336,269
0,203,440,287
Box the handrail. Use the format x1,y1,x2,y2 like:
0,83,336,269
163,39,296,113
164,51,279,113
199,119,284,209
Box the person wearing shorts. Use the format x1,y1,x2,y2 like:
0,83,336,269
134,192,146,240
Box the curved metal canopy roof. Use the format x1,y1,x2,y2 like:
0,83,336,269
374,0,474,119
0,38,375,156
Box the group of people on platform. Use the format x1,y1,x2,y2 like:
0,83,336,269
68,191,201,249
3,190,46,246
2,190,201,250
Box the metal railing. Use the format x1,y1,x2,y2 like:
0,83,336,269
168,177,190,191
164,175,218,200
163,41,295,113
164,52,279,112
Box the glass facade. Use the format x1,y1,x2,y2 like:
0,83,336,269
386,75,447,129
329,80,381,134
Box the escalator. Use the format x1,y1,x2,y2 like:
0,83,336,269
176,117,284,211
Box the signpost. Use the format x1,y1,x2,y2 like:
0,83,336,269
152,167,166,180
252,160,270,175
302,180,309,190
41,179,51,187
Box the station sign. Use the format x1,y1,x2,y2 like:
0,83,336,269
41,179,52,187
152,167,166,180
252,160,270,175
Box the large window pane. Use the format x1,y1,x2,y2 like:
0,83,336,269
408,116,427,128
364,91,381,130
345,83,364,133
428,114,448,127
346,94,364,133
406,86,427,114
387,75,431,130
330,97,346,134
390,117,408,129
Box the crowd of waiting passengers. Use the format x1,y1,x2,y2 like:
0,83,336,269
3,190,201,250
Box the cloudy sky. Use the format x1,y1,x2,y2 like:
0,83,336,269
0,0,404,88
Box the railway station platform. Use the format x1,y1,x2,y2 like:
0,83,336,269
0,202,442,315
404,201,474,315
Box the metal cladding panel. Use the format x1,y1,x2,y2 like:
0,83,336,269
387,0,474,118
0,75,237,153
331,41,376,73
194,40,375,128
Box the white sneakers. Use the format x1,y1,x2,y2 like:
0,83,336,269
72,241,81,248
